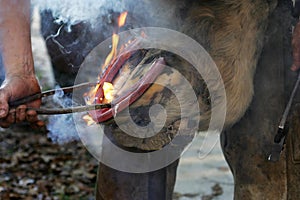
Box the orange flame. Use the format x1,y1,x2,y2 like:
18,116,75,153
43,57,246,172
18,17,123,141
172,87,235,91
83,114,96,126
102,82,114,103
84,83,101,105
118,11,128,27
103,11,128,67
103,33,119,67
83,12,128,125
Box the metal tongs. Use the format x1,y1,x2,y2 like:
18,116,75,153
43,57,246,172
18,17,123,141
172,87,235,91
9,82,111,115
268,72,300,162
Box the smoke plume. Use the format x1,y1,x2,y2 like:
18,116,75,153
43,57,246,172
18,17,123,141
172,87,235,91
31,0,125,26
47,86,79,144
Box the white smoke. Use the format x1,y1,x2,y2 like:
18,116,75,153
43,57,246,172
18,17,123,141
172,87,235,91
31,0,125,26
47,86,79,144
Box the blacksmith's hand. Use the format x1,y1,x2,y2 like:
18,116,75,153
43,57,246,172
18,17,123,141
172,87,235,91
0,0,44,128
0,74,44,128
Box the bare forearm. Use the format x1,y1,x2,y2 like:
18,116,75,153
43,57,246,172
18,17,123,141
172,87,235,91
0,0,34,76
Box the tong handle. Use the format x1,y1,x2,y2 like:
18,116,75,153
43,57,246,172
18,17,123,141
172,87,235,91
28,103,111,115
9,82,97,107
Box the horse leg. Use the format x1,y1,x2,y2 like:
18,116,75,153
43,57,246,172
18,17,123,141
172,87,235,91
221,1,292,199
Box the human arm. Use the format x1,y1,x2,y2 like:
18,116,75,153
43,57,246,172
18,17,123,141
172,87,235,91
0,0,43,127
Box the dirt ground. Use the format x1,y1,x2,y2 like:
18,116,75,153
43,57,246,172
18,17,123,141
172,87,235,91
0,8,234,200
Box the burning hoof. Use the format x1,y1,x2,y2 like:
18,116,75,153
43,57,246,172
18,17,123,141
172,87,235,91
83,47,209,151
